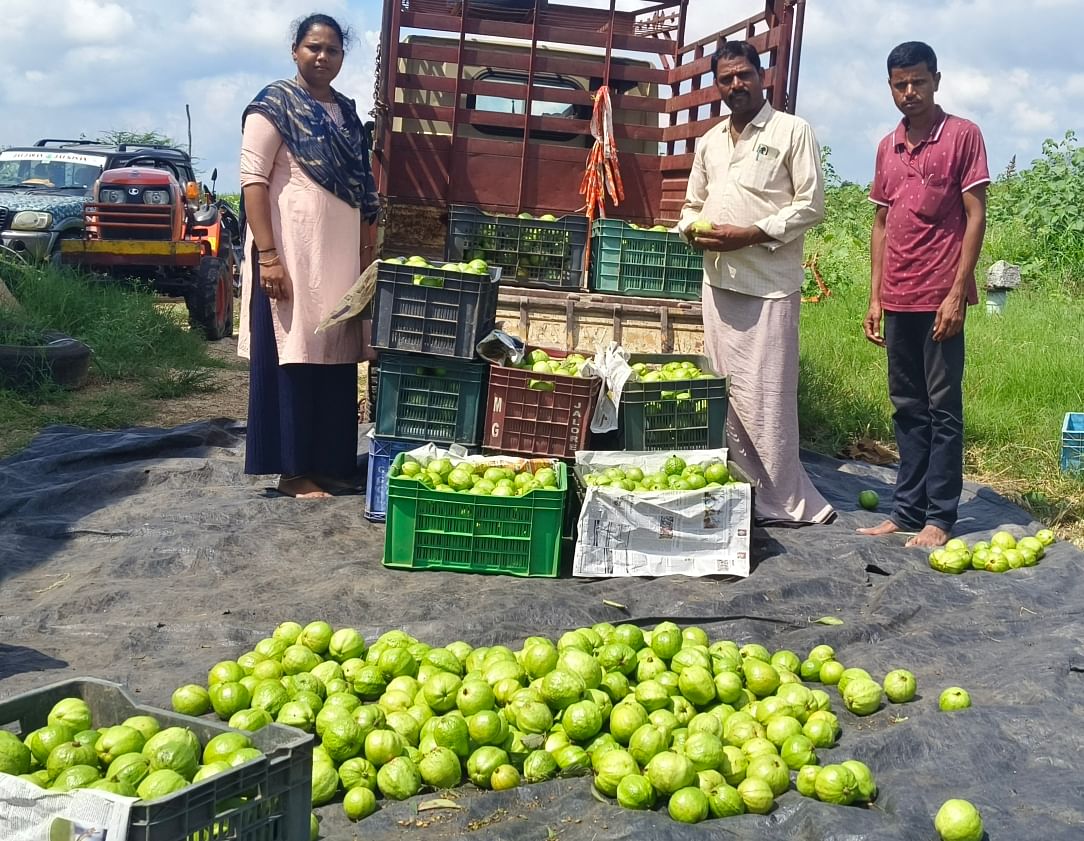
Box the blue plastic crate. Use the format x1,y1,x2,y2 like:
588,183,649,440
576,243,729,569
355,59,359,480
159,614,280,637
365,437,419,523
1061,412,1084,473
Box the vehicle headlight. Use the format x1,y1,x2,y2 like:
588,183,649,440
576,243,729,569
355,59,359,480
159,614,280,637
143,190,171,205
99,188,126,203
11,211,53,231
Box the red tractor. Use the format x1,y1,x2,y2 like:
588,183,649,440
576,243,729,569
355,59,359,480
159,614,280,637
61,146,241,340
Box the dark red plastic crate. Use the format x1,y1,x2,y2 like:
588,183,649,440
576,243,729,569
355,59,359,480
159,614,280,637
484,355,602,459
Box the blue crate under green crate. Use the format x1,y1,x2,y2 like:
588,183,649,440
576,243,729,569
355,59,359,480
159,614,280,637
619,354,728,451
365,436,419,522
1062,412,1084,473
374,352,487,445
446,205,588,291
365,436,480,522
589,218,703,301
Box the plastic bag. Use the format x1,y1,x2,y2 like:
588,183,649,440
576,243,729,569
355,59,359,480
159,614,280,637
588,343,635,434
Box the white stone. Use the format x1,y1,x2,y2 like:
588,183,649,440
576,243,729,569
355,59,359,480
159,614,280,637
986,260,1021,290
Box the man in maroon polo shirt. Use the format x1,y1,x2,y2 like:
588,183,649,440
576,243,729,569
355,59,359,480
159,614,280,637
858,41,989,548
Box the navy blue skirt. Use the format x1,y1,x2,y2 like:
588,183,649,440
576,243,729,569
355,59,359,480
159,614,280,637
244,278,358,479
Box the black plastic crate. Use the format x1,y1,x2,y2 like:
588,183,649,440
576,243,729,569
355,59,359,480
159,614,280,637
619,354,728,450
374,352,488,445
0,677,311,841
446,205,588,291
371,261,499,359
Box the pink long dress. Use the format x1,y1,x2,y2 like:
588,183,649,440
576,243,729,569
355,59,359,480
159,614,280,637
237,110,364,365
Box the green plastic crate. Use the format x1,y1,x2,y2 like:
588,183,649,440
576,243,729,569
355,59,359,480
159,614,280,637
383,455,567,577
619,354,728,450
0,677,311,841
589,218,703,300
374,352,488,445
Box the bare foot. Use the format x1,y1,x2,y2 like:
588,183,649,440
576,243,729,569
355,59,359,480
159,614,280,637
905,524,950,548
277,476,332,499
312,474,357,492
856,519,900,536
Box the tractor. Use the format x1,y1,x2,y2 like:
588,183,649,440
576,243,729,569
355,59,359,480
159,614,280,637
61,146,241,340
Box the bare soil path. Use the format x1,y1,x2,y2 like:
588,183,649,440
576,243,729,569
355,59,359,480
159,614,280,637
149,335,250,427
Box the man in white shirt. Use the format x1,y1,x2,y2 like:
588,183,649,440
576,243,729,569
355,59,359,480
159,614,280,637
679,40,833,525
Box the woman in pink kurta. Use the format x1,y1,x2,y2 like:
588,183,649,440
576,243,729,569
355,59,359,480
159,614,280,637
239,14,380,498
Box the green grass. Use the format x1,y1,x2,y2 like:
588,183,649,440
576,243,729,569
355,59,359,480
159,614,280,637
801,138,1084,541
798,289,1084,536
0,258,224,457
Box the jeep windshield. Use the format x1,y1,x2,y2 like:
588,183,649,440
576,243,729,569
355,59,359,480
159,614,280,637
0,150,107,194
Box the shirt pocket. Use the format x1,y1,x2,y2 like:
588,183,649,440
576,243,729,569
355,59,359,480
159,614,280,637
914,174,955,221
736,152,783,194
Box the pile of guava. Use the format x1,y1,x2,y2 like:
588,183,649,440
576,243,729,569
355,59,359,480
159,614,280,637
929,529,1055,574
170,620,959,836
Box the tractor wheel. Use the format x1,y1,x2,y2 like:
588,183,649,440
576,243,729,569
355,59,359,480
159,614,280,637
187,255,234,340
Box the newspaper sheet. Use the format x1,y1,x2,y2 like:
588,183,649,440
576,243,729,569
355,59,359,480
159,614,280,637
0,774,133,841
572,449,752,579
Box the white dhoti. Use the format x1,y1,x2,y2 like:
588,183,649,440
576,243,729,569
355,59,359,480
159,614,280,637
701,284,834,525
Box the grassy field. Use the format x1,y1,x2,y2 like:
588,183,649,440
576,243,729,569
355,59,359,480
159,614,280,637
0,260,230,455
798,134,1084,540
798,290,1084,534
1,136,1081,539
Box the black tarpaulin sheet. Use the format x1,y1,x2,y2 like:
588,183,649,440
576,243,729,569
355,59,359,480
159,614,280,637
1,419,1082,840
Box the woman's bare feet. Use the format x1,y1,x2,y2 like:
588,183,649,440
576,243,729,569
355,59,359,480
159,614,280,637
277,476,332,498
905,524,950,548
312,474,357,492
856,519,900,536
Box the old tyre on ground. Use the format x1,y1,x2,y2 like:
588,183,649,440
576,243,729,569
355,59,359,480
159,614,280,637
187,255,234,340
0,331,91,390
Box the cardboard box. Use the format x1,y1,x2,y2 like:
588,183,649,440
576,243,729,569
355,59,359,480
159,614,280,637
572,449,752,578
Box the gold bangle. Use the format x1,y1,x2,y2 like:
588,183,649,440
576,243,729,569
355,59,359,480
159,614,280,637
258,255,280,266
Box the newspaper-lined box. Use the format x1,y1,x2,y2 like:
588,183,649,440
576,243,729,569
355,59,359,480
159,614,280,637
572,449,752,578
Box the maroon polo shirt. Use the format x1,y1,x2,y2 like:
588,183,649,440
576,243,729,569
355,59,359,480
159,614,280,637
870,108,990,312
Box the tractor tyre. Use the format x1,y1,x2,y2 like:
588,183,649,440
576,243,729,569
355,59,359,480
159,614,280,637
187,255,234,340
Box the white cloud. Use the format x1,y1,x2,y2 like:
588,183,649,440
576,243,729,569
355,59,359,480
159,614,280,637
61,0,135,43
0,0,1079,188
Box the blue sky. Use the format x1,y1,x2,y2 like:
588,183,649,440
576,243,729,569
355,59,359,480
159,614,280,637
2,0,1081,198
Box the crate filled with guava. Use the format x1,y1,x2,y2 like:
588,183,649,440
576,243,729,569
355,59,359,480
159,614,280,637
382,445,568,577
169,620,907,832
617,355,728,450
484,346,603,459
589,218,704,300
371,256,500,360
572,450,753,578
446,205,588,291
0,677,310,841
928,528,1055,574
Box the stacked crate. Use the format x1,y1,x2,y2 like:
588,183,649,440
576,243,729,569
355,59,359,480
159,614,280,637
588,218,704,300
445,205,589,291
617,354,728,451
363,261,498,521
483,347,603,460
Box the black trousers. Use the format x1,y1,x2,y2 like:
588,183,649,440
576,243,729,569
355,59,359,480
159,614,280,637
884,311,965,532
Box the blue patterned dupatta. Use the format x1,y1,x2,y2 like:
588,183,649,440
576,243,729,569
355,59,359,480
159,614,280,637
243,79,380,223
